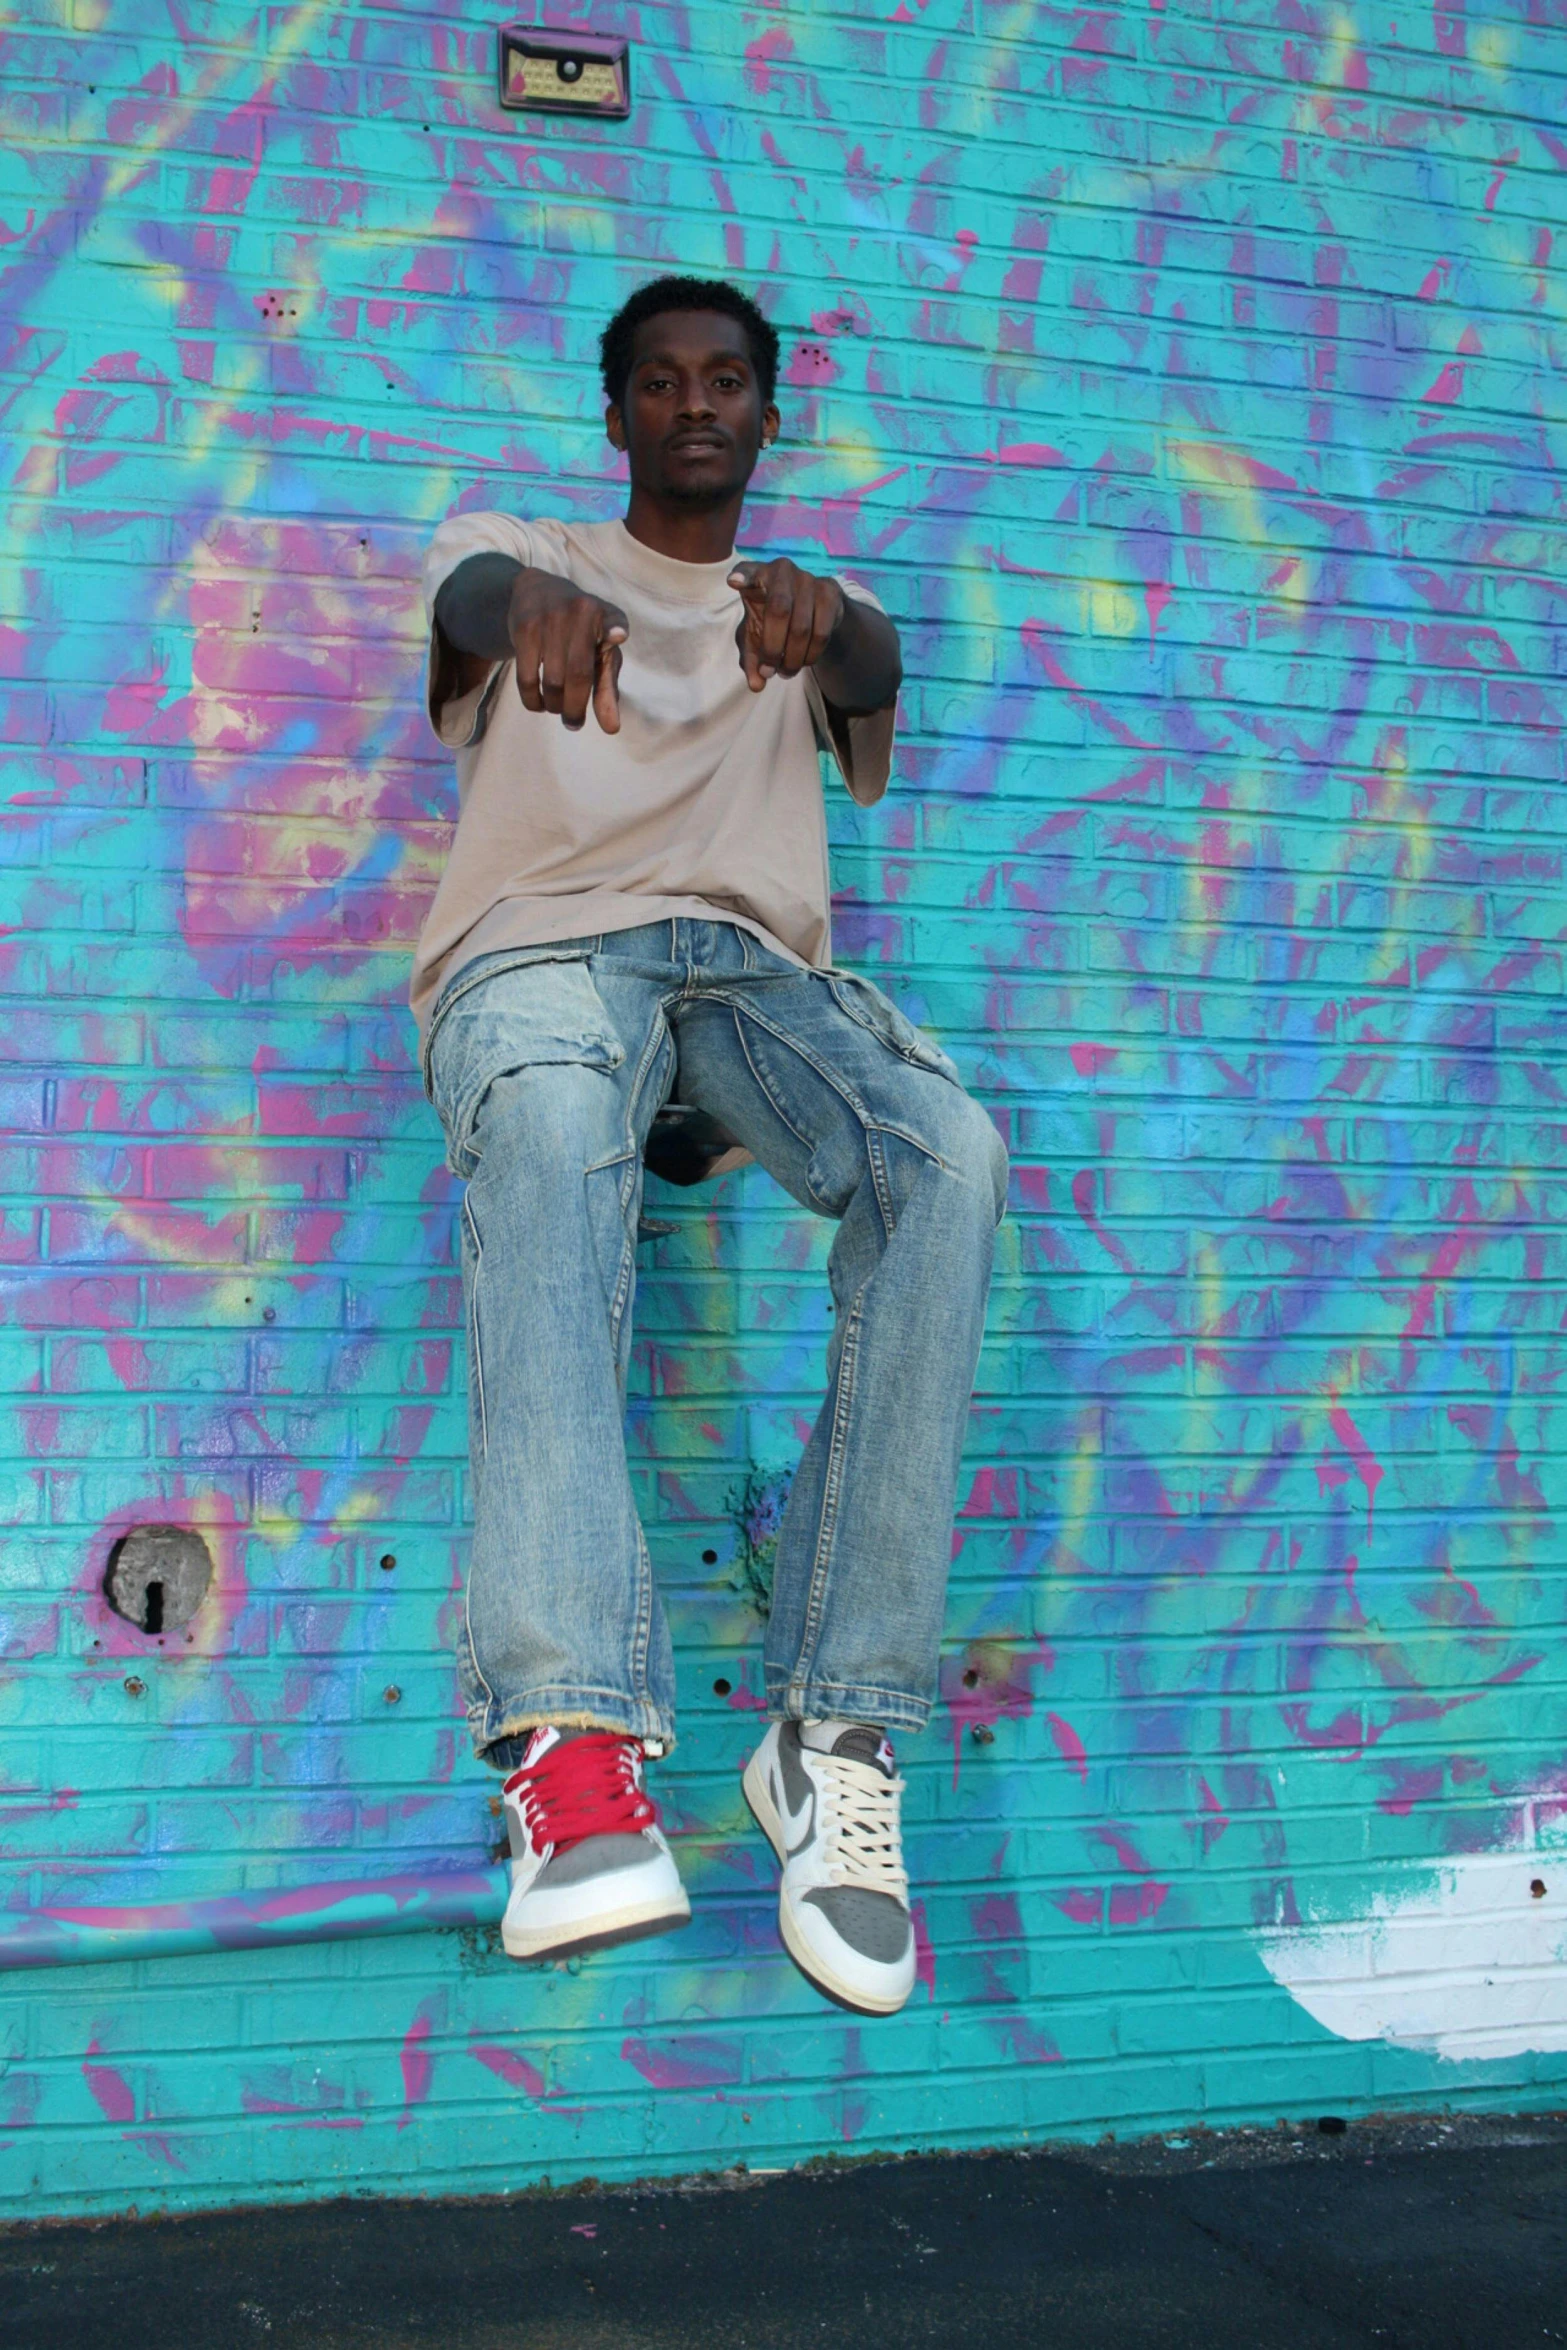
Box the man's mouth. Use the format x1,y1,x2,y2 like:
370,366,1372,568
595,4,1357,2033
669,435,726,454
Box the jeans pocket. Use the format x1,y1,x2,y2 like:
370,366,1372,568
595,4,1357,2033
826,970,962,1086
426,952,625,1177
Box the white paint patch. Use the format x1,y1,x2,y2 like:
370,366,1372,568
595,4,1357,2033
1257,1838,1567,2062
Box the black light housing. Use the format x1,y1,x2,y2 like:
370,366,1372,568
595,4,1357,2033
498,26,631,118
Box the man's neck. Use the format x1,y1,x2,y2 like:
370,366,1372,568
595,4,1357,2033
622,486,745,565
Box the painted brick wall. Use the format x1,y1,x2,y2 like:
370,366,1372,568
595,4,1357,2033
2,0,1566,2220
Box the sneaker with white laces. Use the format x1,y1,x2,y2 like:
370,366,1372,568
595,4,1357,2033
500,1725,690,1962
742,1719,917,2015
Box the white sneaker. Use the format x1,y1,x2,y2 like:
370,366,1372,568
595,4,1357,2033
742,1719,917,2015
500,1726,690,1962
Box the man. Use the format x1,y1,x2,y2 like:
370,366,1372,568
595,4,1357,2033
416,276,1006,2017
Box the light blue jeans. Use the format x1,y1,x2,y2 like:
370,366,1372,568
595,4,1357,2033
423,920,1007,1765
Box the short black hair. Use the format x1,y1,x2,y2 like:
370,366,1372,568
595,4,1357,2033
599,276,780,410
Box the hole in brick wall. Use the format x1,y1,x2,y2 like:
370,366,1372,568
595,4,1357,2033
713,1677,732,1696
702,1549,718,1565
380,1553,397,1571
105,1525,212,1637
1532,1878,1547,1899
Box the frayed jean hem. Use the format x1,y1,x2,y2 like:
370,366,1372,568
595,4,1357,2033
765,1676,931,1736
472,1689,676,1771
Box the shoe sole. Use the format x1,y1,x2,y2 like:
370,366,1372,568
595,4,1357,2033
742,1751,912,2018
502,1886,690,1963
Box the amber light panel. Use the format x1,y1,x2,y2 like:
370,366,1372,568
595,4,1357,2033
498,27,631,118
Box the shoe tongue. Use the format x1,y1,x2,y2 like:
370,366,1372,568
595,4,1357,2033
518,1724,603,1772
801,1720,895,1778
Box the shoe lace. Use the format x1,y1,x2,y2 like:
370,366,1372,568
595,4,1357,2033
818,1756,909,1901
506,1733,657,1856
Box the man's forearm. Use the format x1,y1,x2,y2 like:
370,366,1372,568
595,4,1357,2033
435,552,526,659
813,596,902,716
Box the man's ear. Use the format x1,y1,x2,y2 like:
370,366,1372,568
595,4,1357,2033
605,403,626,453
760,402,781,450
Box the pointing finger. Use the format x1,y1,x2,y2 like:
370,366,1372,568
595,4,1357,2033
758,579,798,678
593,634,622,733
559,605,600,731
736,608,766,692
513,615,545,712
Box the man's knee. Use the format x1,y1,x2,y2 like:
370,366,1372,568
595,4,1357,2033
882,1090,1008,1227
942,1092,1009,1224
470,1061,625,1183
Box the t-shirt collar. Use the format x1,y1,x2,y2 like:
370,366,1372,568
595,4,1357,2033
610,520,741,603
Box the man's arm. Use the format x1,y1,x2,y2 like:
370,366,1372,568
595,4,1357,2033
729,558,901,715
812,591,902,716
433,552,628,733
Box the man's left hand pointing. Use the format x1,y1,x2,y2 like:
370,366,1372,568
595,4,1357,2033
728,557,846,691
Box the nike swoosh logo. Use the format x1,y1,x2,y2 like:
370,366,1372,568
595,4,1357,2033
773,1765,815,1856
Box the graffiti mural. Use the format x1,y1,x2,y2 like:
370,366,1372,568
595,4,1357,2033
1,0,1566,2216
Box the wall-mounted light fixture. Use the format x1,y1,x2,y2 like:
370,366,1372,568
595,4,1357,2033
498,26,631,119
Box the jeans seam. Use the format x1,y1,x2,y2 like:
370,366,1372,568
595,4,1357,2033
723,992,959,1172
789,1289,865,1701
462,1192,488,1462
457,1191,499,1722
610,1013,674,1364
629,1003,676,1130
579,1143,640,1344
630,1523,654,1711
610,1158,640,1362
865,1125,897,1238
766,1676,930,1724
732,1010,825,1193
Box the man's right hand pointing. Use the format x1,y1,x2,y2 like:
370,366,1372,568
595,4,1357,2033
508,568,628,734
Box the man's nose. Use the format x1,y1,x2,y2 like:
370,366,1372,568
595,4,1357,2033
676,378,717,419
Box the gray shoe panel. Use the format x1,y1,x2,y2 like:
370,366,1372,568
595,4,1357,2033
775,1723,817,1851
535,1832,656,1889
802,1886,912,1964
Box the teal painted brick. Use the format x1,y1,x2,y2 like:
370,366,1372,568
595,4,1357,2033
0,0,1565,2225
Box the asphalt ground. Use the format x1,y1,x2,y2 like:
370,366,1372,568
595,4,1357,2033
3,2110,1565,2348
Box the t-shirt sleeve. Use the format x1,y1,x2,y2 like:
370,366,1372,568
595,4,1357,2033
806,574,898,809
422,511,545,750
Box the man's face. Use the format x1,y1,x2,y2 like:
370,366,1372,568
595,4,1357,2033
607,309,780,506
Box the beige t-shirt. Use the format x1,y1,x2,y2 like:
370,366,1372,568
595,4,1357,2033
410,511,897,1034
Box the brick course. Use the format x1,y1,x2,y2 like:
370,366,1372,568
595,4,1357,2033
0,0,1565,2219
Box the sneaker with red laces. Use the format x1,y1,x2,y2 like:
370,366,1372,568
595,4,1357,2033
499,1726,690,1962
